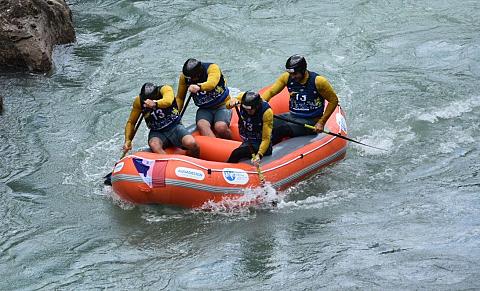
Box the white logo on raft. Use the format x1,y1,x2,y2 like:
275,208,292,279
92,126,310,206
222,168,249,185
113,162,124,173
336,113,348,133
175,167,205,181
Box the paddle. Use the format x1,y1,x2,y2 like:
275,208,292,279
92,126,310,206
179,91,192,119
103,114,144,185
233,105,266,185
274,114,387,151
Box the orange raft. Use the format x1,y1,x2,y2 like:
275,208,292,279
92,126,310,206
111,87,348,208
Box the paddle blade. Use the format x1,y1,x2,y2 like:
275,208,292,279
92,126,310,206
104,149,130,186
103,172,112,186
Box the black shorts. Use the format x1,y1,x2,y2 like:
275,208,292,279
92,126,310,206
227,142,272,163
272,112,317,144
148,123,190,148
196,105,232,126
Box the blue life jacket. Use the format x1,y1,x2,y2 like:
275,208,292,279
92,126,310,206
287,71,324,118
239,101,271,144
187,62,229,108
142,86,181,130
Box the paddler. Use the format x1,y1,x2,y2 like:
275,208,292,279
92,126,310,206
227,91,273,166
261,55,339,144
176,58,232,139
123,82,199,157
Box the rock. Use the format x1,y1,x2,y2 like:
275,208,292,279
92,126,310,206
0,0,75,72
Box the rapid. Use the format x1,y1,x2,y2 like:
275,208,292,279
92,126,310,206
0,0,479,289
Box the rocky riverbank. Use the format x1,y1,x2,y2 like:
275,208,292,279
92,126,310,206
0,0,75,72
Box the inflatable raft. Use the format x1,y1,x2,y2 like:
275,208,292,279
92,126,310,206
111,87,348,208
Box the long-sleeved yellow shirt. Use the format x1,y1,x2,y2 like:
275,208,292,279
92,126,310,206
175,63,227,110
124,85,175,143
261,71,339,125
227,93,273,157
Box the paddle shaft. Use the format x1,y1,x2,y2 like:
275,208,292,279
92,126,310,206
121,114,144,159
273,114,387,151
179,92,192,120
234,105,266,184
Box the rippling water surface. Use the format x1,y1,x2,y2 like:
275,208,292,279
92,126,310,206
1,0,479,289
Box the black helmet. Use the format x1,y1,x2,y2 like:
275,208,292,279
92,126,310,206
182,58,204,80
140,82,157,103
241,91,262,110
285,54,307,74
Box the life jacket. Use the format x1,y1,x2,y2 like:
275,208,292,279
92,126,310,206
142,86,180,130
239,101,271,144
186,62,229,108
287,70,324,118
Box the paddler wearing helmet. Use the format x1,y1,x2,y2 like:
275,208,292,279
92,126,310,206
261,55,339,144
176,58,232,140
226,91,273,166
123,82,199,157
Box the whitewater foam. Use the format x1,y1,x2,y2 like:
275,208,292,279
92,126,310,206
417,95,480,123
352,128,396,155
277,189,357,210
198,183,283,214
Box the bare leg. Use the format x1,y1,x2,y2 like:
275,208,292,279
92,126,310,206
182,135,200,158
148,137,166,154
214,121,231,140
196,119,215,137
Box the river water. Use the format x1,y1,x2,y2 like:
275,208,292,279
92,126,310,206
1,0,479,289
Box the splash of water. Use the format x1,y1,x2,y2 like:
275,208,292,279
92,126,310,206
104,186,135,210
198,183,283,214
